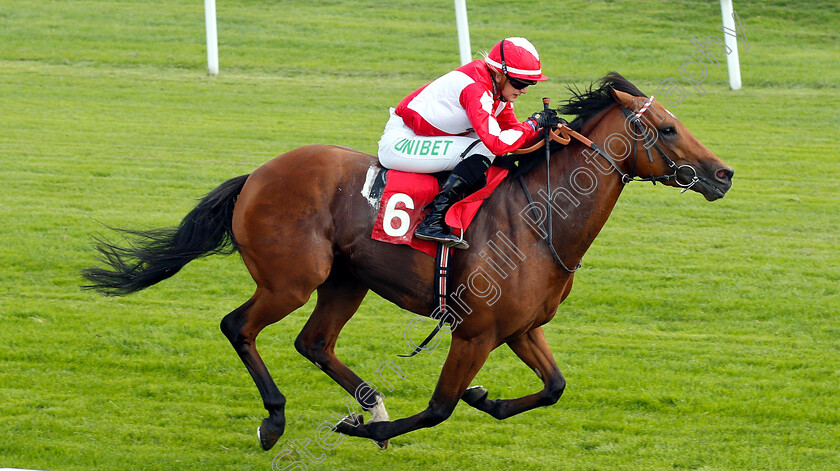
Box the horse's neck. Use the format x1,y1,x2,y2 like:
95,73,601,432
518,105,630,270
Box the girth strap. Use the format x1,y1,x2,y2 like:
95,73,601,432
398,244,452,358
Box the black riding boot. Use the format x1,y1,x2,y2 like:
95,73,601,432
415,173,472,248
415,153,491,249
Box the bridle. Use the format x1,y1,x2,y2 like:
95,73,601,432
518,94,701,273
616,95,700,192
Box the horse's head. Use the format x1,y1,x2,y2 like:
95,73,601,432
610,88,734,201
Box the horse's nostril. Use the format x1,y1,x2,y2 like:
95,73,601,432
716,168,733,181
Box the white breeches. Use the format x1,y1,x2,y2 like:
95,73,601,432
377,108,494,173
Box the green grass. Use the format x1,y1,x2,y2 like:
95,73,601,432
1,1,838,470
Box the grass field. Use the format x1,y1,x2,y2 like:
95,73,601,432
1,1,838,470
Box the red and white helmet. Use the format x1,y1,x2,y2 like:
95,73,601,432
485,37,547,82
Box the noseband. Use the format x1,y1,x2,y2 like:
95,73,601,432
519,95,701,273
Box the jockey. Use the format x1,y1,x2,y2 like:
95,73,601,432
378,37,560,249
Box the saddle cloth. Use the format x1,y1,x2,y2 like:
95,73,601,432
370,166,510,257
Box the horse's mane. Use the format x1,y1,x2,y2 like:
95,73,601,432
498,72,646,178
560,71,647,133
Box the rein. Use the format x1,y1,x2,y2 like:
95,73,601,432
514,95,700,273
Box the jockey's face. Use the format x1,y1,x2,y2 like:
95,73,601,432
493,71,528,102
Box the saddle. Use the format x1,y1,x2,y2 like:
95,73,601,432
369,166,509,257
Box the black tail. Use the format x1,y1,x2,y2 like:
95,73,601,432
82,174,250,296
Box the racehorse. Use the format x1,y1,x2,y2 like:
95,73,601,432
83,72,733,450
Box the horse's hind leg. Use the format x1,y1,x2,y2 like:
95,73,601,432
294,261,395,447
335,335,494,442
461,326,566,419
294,264,369,398
220,288,311,451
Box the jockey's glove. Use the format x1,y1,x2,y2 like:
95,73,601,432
527,109,562,130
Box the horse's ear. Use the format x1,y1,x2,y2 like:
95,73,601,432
609,87,637,108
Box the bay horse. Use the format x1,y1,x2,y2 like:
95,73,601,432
83,73,733,450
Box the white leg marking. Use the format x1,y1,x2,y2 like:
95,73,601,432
369,396,390,422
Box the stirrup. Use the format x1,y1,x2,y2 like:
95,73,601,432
415,226,470,249
415,233,469,250
444,238,469,250
415,231,469,249
446,230,469,250
415,231,457,244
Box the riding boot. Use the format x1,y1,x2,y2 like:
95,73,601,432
414,173,473,249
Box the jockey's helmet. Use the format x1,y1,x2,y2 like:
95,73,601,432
485,37,548,83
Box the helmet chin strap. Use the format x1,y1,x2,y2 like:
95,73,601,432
492,71,508,102
498,38,509,101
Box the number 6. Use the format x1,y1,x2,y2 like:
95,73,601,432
383,193,414,237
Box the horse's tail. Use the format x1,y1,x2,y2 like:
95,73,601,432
82,174,250,296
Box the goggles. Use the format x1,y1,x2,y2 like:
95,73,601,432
507,76,537,90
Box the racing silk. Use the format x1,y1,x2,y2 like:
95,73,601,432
395,60,539,156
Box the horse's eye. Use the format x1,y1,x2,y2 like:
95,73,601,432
661,126,677,136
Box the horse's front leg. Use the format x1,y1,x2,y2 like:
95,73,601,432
335,336,493,442
461,326,565,420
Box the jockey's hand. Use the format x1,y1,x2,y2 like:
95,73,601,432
527,109,562,130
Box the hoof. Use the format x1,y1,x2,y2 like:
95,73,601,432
258,416,285,451
461,385,489,407
334,413,365,437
